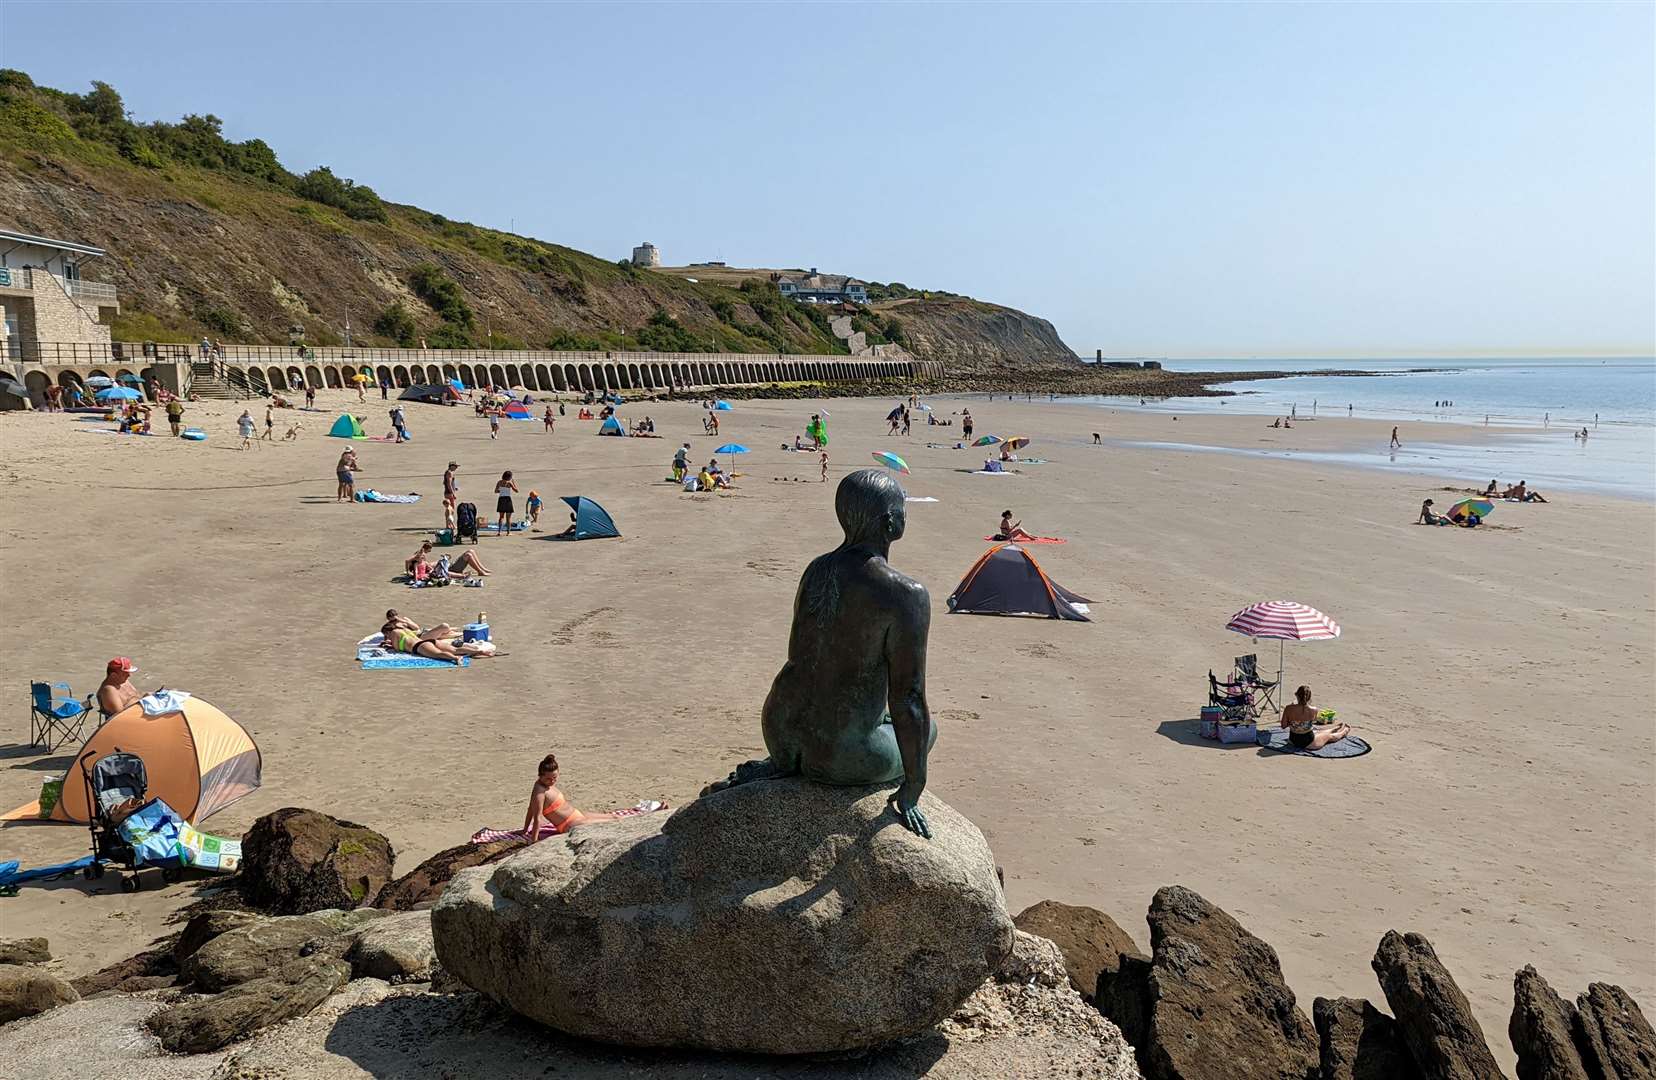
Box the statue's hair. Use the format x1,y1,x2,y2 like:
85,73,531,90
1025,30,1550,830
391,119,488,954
800,470,903,621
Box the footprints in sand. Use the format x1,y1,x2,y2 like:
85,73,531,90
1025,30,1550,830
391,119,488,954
549,607,618,647
1016,642,1061,659
745,558,790,580
937,708,981,725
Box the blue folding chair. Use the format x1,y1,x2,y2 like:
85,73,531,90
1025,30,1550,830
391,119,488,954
29,681,94,751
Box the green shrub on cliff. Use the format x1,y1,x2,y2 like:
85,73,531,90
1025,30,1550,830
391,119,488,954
372,303,418,347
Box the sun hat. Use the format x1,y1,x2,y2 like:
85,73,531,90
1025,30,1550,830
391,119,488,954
106,657,136,673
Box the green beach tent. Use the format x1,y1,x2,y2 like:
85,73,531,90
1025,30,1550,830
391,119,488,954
328,413,366,439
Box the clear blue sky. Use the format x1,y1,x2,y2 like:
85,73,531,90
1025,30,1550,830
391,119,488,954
4,2,1652,358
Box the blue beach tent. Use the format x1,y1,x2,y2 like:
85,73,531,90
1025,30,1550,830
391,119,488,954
597,415,625,436
559,496,619,540
713,400,734,410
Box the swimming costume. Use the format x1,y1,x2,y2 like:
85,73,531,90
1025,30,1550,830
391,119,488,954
1289,730,1315,749
389,628,419,653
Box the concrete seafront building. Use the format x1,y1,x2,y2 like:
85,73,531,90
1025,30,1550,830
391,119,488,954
0,230,120,367
5,340,939,408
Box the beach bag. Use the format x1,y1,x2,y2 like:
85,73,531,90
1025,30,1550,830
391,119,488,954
1218,721,1258,745
456,501,478,540
1198,706,1223,740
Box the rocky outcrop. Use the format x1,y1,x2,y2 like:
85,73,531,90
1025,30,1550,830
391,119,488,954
1509,967,1589,1080
333,911,436,983
434,779,1013,1054
68,939,179,996
240,808,395,915
146,955,350,1053
174,909,266,964
997,930,1069,989
371,836,527,911
1371,931,1504,1080
183,909,384,992
0,963,78,1024
1127,885,1319,1080
875,296,1076,376
1315,996,1421,1080
1573,982,1656,1080
1014,900,1145,1002
0,938,51,966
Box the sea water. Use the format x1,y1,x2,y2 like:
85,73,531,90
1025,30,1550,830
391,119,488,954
1076,357,1656,500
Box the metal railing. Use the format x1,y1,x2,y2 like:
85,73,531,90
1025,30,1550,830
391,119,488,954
0,267,31,290
65,279,118,304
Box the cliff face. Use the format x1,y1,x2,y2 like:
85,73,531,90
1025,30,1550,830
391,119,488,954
876,297,1078,379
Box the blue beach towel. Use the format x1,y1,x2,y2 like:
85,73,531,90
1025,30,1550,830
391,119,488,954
356,634,469,669
0,856,95,886
355,490,421,504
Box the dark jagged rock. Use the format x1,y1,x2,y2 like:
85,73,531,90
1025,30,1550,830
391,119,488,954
1573,983,1656,1080
371,836,527,911
1133,885,1319,1080
1509,966,1589,1080
1315,996,1422,1080
1372,930,1504,1080
240,807,394,915
1096,951,1154,1055
0,938,50,966
0,964,78,1023
1014,900,1146,1002
145,955,350,1053
67,940,179,996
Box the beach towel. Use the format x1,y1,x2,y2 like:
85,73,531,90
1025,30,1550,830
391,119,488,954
984,535,1066,544
355,490,421,503
1261,730,1373,758
905,496,939,503
356,633,470,669
479,520,528,532
0,856,95,887
139,689,192,716
470,800,669,844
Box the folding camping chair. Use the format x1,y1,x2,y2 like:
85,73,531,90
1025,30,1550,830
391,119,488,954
1234,654,1280,714
29,681,95,751
1208,670,1256,722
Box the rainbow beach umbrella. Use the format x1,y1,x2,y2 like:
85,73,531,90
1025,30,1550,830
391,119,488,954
972,434,1002,446
871,450,910,475
1447,498,1493,522
1225,600,1341,691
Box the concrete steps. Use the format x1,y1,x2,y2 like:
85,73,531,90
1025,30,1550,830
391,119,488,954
188,362,252,400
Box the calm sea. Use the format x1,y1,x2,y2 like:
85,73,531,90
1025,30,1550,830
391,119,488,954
1074,357,1656,500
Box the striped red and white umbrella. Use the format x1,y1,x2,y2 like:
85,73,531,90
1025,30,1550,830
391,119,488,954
1225,600,1340,641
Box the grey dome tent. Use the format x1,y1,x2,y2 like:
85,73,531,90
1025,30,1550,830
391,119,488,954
946,544,1092,620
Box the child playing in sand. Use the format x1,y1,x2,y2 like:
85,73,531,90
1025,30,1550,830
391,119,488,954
526,490,543,529
820,450,829,483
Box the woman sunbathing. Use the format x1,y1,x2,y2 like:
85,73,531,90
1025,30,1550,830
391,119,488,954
1280,685,1352,751
996,510,1036,541
381,609,471,662
523,753,627,840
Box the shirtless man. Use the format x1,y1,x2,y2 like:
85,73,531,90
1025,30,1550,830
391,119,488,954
706,469,936,837
336,448,359,502
97,657,142,719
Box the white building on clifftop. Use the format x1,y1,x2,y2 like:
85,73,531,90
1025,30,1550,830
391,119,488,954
630,242,661,268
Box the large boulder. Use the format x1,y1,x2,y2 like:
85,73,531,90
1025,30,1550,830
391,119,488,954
433,778,1013,1054
240,808,395,915
997,930,1069,989
332,910,437,983
1315,996,1422,1080
0,963,78,1024
372,836,528,911
174,909,267,964
1133,885,1319,1080
184,909,384,992
1096,950,1154,1054
0,938,51,966
1509,966,1588,1080
1371,930,1504,1080
1573,983,1656,1080
1014,900,1146,1002
146,954,350,1053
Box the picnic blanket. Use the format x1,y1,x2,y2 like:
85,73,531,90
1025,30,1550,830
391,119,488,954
1261,730,1373,758
355,490,421,503
479,521,528,532
471,800,668,844
0,856,95,887
984,535,1065,544
356,633,470,669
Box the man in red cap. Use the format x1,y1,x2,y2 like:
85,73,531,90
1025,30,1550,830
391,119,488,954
97,657,141,719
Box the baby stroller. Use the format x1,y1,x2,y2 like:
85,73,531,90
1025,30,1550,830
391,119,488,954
455,501,479,544
78,749,179,892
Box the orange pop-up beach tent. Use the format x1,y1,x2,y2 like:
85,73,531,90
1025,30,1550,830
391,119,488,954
48,697,261,825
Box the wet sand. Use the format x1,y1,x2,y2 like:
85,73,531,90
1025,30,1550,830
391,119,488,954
1,392,1650,1064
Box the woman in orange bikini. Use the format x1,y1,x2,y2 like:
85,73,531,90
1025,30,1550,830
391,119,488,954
522,753,626,840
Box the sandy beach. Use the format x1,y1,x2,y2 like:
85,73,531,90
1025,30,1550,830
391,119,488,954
1,391,1650,1064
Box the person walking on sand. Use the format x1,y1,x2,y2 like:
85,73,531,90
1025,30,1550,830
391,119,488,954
443,461,459,531
962,408,973,440
1389,426,1401,450
356,378,367,404
305,384,316,410
820,449,829,482
165,397,185,437
261,402,276,441
237,409,256,450
489,411,500,440
543,405,555,432
336,448,359,502
494,470,519,534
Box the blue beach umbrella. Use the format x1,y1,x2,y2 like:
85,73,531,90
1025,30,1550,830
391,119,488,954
117,372,143,385
714,442,749,473
84,375,115,388
96,386,142,402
